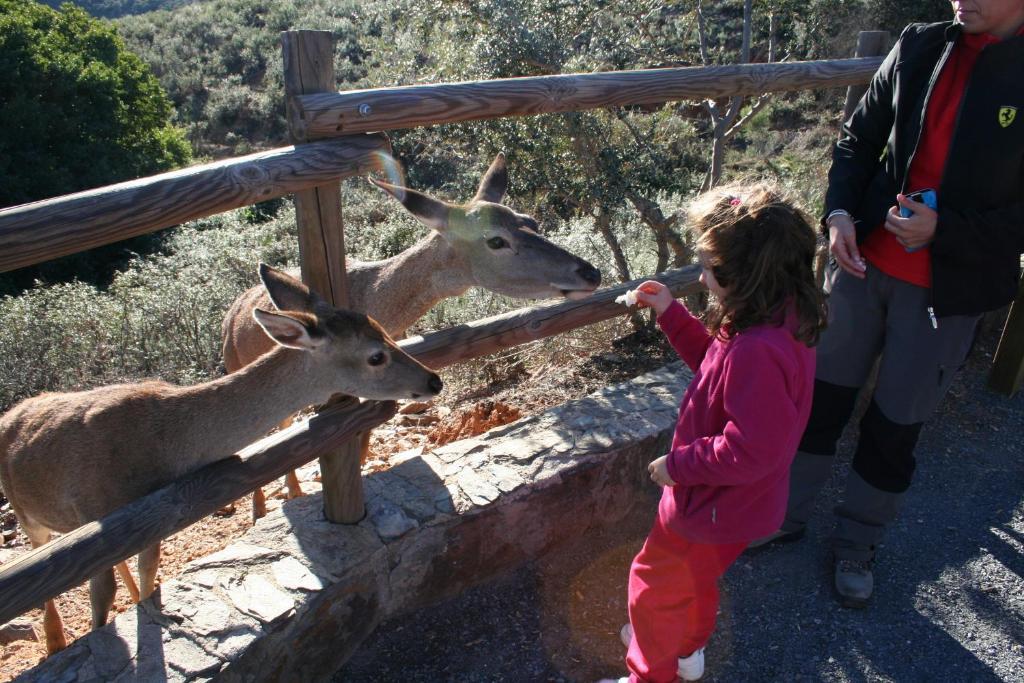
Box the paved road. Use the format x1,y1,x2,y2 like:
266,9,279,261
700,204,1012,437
337,319,1024,682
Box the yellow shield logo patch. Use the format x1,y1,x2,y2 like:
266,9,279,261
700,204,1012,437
999,106,1017,128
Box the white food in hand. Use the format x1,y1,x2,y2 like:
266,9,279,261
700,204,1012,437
615,289,638,307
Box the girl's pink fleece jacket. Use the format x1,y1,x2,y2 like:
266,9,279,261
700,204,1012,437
655,299,815,544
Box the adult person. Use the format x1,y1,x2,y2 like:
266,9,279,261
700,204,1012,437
752,0,1024,608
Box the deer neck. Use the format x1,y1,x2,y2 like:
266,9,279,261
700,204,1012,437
350,232,473,336
178,346,333,468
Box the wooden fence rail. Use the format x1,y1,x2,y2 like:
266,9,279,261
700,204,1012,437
293,57,884,140
0,134,390,274
0,266,701,623
0,399,398,626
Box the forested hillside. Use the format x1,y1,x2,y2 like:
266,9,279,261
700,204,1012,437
39,0,194,19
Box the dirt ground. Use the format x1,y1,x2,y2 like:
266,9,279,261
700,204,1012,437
0,325,675,681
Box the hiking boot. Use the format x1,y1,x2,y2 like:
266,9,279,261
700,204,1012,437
618,624,705,680
834,557,873,608
746,527,805,550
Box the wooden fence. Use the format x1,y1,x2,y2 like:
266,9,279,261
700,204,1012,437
1,28,1019,630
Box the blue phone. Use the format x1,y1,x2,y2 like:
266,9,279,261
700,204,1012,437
899,189,937,252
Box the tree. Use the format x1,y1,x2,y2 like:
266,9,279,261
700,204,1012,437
0,0,190,208
0,0,191,292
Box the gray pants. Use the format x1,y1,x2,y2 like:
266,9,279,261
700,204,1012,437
783,265,980,560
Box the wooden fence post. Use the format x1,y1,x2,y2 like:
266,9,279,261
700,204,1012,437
282,30,365,523
841,31,890,124
989,272,1024,397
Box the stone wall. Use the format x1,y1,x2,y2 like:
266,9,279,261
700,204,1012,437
18,362,691,682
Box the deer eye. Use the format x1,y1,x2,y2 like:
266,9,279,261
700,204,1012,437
486,236,509,250
368,351,387,367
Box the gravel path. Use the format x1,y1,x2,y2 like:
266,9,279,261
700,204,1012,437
337,319,1024,682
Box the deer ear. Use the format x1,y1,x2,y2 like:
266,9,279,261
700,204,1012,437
369,177,451,231
258,263,321,312
253,309,323,351
473,152,508,203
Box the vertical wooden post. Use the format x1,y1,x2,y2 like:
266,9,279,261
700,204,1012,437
282,30,365,523
989,272,1024,397
841,31,890,124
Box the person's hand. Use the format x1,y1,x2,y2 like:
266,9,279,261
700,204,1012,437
827,213,866,279
884,194,937,250
632,281,674,316
648,455,677,487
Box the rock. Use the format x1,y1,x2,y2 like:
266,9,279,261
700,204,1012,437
271,556,324,592
227,574,294,624
0,619,38,644
399,401,432,415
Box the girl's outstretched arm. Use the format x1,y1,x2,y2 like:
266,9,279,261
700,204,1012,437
633,281,711,371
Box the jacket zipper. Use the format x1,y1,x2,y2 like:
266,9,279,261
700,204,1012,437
905,35,958,330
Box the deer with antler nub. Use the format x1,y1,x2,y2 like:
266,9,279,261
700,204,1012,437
221,153,602,519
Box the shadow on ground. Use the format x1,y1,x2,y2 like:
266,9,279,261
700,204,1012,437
338,318,1024,682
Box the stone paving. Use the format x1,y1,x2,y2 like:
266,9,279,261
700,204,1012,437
16,362,691,682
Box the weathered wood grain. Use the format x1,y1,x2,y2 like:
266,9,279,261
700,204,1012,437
0,399,397,627
283,30,364,524
0,135,390,274
297,58,884,138
989,273,1024,397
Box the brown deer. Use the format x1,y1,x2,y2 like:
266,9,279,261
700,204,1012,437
222,153,601,517
0,264,442,655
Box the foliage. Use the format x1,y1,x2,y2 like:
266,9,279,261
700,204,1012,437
0,0,190,207
39,0,194,19
0,210,298,413
866,0,950,35
0,0,191,293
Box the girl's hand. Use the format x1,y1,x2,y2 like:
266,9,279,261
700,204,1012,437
884,194,937,250
633,281,674,316
648,455,677,487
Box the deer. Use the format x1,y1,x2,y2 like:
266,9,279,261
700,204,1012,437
0,264,442,656
221,153,602,519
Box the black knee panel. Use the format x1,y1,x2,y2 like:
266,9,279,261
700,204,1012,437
852,399,922,493
798,380,860,456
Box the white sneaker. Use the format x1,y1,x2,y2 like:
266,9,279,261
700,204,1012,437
618,623,705,680
678,647,705,681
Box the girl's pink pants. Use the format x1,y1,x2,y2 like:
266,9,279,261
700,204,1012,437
625,513,747,682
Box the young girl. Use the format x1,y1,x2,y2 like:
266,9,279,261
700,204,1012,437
603,183,828,683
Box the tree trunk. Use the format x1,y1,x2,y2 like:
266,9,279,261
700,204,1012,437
627,192,693,268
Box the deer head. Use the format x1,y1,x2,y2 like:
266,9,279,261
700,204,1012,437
255,264,442,401
369,153,601,301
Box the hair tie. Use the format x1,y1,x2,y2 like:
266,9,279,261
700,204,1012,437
729,197,742,206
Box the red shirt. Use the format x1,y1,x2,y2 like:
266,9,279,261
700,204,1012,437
860,28,1012,287
655,301,815,544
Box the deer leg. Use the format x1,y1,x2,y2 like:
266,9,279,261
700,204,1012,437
115,561,141,603
251,486,268,523
138,542,161,601
89,567,117,630
21,519,66,654
284,470,304,499
252,415,297,521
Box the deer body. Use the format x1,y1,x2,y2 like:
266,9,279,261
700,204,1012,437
223,232,472,371
221,154,601,516
0,265,441,655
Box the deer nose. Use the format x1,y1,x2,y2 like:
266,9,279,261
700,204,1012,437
577,263,602,286
428,373,444,395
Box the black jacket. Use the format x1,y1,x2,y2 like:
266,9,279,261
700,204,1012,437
824,21,1024,317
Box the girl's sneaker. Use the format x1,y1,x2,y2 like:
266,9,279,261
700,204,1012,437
618,624,705,681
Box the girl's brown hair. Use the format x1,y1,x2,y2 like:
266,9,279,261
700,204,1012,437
688,182,827,346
